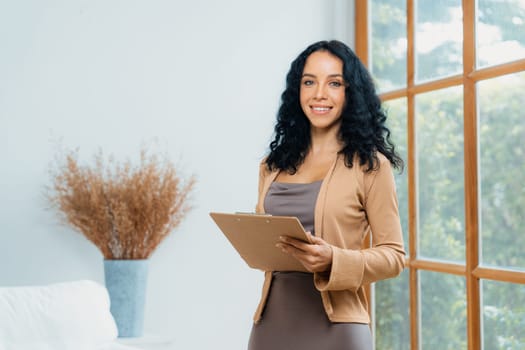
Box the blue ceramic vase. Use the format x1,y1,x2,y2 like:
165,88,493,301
104,259,148,337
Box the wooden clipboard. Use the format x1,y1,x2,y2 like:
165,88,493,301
209,212,313,272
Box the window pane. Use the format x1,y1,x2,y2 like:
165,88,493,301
370,0,407,92
482,280,525,349
416,87,465,262
477,0,525,68
384,98,408,247
374,270,409,350
415,0,462,82
478,72,525,271
420,271,466,349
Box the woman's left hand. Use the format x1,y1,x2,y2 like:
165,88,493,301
276,234,333,273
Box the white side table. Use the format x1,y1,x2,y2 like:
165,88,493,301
116,334,174,350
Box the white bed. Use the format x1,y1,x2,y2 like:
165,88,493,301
0,280,143,350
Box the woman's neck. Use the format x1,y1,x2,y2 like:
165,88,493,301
309,127,342,155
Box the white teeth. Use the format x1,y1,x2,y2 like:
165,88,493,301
312,107,330,112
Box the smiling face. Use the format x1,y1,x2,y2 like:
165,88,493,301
300,50,346,133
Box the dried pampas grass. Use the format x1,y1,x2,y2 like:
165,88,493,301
46,147,195,259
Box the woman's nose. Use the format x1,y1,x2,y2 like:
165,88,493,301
314,84,327,99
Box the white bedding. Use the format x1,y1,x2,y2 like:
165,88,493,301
0,341,142,350
0,280,142,350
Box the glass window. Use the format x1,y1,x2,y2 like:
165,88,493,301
416,87,465,262
477,0,525,68
478,72,525,271
420,271,467,349
415,0,463,82
362,1,525,348
384,98,409,247
374,270,410,350
482,280,525,349
374,99,409,350
370,0,407,92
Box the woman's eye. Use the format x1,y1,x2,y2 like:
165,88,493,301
329,81,344,87
302,80,315,86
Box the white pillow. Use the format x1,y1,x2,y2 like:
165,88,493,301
0,280,118,347
0,341,141,350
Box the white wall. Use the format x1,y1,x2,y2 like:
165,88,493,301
0,0,354,348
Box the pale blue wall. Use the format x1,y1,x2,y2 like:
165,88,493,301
0,0,354,348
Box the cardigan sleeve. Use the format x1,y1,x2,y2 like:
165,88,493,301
315,157,406,292
255,159,269,214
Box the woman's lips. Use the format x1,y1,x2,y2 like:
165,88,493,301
311,106,332,114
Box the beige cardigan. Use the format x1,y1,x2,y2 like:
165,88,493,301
253,153,405,324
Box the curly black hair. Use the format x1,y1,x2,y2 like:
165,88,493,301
265,40,404,174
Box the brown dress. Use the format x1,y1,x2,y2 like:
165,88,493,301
248,181,373,350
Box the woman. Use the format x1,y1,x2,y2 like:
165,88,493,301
247,40,405,350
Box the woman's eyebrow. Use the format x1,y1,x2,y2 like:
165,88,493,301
301,73,344,79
